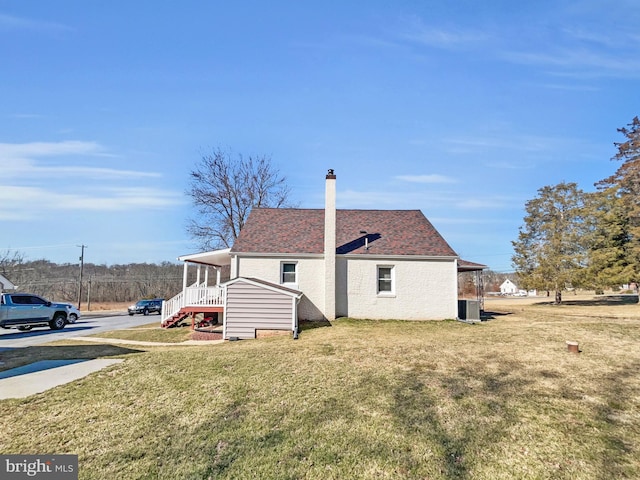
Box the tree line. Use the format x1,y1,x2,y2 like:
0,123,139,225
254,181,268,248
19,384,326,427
0,252,195,307
512,116,640,303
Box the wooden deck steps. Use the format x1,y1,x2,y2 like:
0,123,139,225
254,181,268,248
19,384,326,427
161,306,224,329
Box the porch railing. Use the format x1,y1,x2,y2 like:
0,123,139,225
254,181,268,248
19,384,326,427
184,285,224,307
161,285,225,324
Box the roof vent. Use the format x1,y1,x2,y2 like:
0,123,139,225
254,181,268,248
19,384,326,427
360,230,369,250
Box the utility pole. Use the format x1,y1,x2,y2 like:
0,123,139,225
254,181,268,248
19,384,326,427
77,244,87,310
87,274,93,311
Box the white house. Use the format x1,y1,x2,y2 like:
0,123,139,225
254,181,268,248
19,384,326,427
163,170,483,338
500,279,518,295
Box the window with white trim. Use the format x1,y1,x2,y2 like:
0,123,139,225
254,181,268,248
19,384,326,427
377,265,394,295
281,262,297,285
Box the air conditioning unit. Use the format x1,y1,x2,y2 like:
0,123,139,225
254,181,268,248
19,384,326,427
458,300,481,321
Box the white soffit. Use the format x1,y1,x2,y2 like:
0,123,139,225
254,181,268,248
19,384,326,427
178,248,232,266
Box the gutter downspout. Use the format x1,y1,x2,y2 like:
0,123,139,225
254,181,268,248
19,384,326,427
293,294,302,340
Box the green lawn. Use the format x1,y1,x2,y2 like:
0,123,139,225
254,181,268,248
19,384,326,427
88,323,195,343
1,302,639,479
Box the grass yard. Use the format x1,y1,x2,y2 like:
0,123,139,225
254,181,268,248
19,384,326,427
1,296,639,479
88,323,195,344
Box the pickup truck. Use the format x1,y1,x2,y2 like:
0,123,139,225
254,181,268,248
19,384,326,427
0,293,71,331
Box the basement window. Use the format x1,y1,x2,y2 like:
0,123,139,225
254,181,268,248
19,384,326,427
377,265,394,295
281,262,297,285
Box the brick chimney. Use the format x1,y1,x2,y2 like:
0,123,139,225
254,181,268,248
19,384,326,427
324,169,336,321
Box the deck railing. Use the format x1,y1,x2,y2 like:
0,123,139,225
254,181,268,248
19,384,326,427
184,285,224,306
161,285,224,323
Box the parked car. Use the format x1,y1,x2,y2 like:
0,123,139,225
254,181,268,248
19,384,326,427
0,293,70,331
128,299,163,316
60,303,81,323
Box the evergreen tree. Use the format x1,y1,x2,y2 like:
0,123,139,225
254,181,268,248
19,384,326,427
512,182,588,304
581,187,633,292
597,116,640,281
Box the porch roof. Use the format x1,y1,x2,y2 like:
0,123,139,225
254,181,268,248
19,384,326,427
177,248,232,267
457,259,487,272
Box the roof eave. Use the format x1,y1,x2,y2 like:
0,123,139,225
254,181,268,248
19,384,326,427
177,248,232,266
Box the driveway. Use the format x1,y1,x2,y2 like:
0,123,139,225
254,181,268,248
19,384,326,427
0,312,161,349
0,312,161,399
0,359,124,399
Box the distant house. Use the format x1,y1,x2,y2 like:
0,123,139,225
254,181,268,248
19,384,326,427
0,274,16,292
163,170,486,338
500,279,518,295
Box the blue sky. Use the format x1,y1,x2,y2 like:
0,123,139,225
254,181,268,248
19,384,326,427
1,1,638,272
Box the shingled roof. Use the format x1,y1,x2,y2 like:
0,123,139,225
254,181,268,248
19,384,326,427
230,208,458,257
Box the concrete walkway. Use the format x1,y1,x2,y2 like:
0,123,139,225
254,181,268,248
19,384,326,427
0,337,224,400
0,359,123,399
72,336,224,346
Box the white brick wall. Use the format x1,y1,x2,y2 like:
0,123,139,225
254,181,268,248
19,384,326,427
236,255,326,320
236,254,458,321
344,257,457,319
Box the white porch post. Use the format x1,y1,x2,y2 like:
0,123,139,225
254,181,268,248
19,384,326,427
182,263,188,295
204,267,209,287
196,265,201,286
216,267,221,286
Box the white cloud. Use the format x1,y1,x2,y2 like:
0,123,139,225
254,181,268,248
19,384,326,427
395,174,456,184
443,135,556,153
562,28,624,49
336,187,516,212
338,189,407,208
0,185,184,219
0,141,159,179
497,23,640,78
396,15,488,50
8,113,45,119
390,11,640,79
532,82,599,92
483,161,534,170
441,132,603,161
502,47,640,78
338,189,463,209
0,140,183,220
0,13,71,33
429,216,510,225
4,161,160,179
403,28,487,49
50,166,160,179
455,198,510,209
0,140,102,157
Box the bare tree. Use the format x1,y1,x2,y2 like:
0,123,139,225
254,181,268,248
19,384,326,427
0,249,24,279
186,148,294,250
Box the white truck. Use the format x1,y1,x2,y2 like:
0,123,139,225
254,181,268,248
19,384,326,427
0,293,71,331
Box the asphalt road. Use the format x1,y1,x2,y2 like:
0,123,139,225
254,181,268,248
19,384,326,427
0,312,163,349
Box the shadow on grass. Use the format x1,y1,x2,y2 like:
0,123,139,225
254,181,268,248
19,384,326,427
480,310,513,320
0,344,144,372
392,360,529,479
0,325,94,342
299,320,332,332
595,359,640,480
534,295,638,307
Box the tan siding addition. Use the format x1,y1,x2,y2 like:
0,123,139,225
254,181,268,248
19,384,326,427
225,280,295,339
